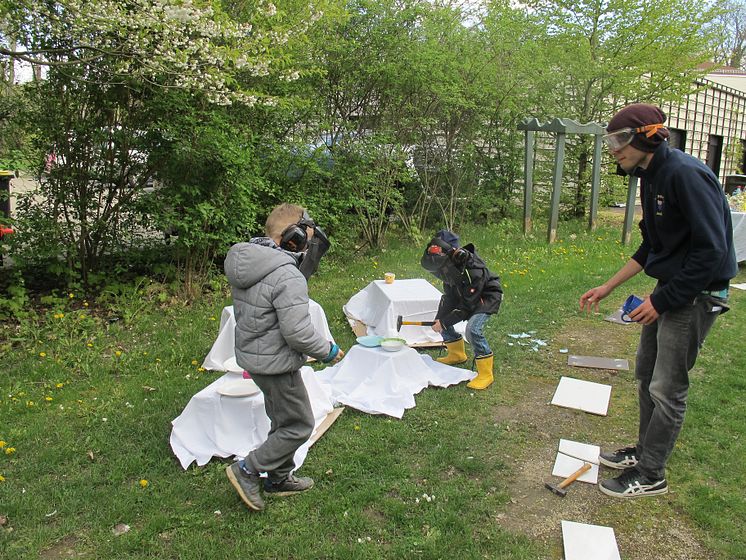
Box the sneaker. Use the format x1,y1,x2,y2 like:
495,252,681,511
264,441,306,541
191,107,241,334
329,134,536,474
226,461,265,511
599,445,639,469
263,474,314,496
599,468,668,499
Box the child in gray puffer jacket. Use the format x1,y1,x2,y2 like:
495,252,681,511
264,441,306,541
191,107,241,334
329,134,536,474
224,203,344,512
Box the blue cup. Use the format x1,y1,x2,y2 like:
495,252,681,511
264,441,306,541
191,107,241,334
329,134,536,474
621,295,643,322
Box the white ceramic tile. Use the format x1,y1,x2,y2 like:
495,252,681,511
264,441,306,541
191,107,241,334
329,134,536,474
551,453,598,484
561,520,621,560
551,376,612,416
558,439,600,464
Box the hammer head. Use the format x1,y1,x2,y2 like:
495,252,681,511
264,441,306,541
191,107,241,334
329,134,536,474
544,481,567,497
396,315,403,332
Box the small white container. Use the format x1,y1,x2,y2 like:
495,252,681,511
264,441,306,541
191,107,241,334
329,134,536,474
380,337,407,352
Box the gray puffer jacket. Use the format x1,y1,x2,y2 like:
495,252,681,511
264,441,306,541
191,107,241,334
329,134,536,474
225,241,333,374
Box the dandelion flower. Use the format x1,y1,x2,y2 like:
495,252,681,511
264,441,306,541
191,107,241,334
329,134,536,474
87,343,93,348
68,293,74,298
115,351,122,357
56,383,64,388
39,352,47,358
45,397,53,402
191,360,198,366
139,479,149,488
83,302,89,307
0,474,5,482
0,441,5,448
5,447,16,455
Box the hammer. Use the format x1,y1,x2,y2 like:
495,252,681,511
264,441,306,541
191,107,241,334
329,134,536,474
544,463,591,497
396,315,436,332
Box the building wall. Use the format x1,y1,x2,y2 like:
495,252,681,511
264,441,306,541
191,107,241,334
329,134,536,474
661,77,746,182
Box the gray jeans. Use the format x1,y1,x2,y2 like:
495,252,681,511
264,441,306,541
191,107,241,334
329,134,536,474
244,369,315,482
634,291,724,480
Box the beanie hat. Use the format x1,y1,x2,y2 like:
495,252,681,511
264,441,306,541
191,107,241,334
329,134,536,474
607,103,670,152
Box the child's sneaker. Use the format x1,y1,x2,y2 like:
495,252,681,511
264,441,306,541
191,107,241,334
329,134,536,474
263,474,314,496
599,445,639,469
226,461,265,511
599,468,668,499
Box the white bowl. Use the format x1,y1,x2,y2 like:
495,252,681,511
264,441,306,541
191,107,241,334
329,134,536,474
380,338,407,352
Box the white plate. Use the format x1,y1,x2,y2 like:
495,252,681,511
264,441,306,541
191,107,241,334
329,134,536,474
217,378,261,397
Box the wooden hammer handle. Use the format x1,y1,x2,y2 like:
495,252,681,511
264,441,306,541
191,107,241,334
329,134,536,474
559,463,592,489
401,320,436,326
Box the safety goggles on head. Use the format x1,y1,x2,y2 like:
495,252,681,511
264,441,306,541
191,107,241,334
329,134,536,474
602,123,666,151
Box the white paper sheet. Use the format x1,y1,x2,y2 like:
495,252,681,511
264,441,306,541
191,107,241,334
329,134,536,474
561,520,621,560
551,376,612,416
169,366,334,469
343,279,465,344
314,345,474,419
551,439,601,484
202,300,334,371
731,282,746,290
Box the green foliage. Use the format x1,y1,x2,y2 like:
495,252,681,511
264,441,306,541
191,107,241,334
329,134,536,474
2,217,745,559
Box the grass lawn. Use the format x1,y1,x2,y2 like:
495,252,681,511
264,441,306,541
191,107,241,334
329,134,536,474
1,213,745,559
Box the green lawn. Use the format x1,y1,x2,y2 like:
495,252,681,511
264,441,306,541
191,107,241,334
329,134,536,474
2,214,745,559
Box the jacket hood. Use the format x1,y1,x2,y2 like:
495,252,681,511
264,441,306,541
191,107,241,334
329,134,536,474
224,241,299,289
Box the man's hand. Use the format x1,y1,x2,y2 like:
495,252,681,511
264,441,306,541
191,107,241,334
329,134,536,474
579,284,612,314
432,319,443,333
626,298,659,325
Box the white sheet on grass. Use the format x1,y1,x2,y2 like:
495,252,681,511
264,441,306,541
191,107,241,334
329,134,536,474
170,366,334,470
315,344,474,419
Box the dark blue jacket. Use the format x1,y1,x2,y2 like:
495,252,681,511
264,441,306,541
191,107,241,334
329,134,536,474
631,143,737,313
421,242,503,328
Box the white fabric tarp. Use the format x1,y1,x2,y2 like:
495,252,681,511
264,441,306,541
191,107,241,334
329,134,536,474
343,278,464,344
315,344,474,419
732,211,746,263
202,300,334,372
170,366,334,469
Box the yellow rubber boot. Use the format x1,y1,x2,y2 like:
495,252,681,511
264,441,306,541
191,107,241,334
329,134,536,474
436,337,467,365
467,353,494,390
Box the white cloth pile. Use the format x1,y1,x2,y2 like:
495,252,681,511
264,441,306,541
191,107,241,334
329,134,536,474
343,278,464,344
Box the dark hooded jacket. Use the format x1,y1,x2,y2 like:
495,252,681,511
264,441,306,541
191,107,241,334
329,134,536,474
630,143,737,313
421,238,503,328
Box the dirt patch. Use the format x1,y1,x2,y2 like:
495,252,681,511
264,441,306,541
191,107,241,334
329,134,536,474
495,316,712,559
39,535,84,559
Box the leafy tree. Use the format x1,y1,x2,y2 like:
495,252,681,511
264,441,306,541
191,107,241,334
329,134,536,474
524,0,718,216
709,0,746,69
5,0,316,288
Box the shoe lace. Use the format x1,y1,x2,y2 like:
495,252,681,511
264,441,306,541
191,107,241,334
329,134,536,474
616,468,643,486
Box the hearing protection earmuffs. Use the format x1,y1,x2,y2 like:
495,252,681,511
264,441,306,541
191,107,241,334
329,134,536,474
280,211,316,252
426,240,469,266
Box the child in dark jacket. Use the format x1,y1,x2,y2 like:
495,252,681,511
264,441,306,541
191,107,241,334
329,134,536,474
421,230,503,390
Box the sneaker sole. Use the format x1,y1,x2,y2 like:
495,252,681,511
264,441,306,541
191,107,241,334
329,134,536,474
265,482,315,497
598,456,638,470
226,467,263,511
598,483,668,499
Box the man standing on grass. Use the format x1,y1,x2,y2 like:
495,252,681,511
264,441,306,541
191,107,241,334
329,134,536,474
580,103,737,498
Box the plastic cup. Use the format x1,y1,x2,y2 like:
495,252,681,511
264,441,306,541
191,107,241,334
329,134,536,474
384,272,395,284
621,295,643,322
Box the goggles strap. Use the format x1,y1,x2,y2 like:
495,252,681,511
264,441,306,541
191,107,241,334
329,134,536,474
635,123,665,138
